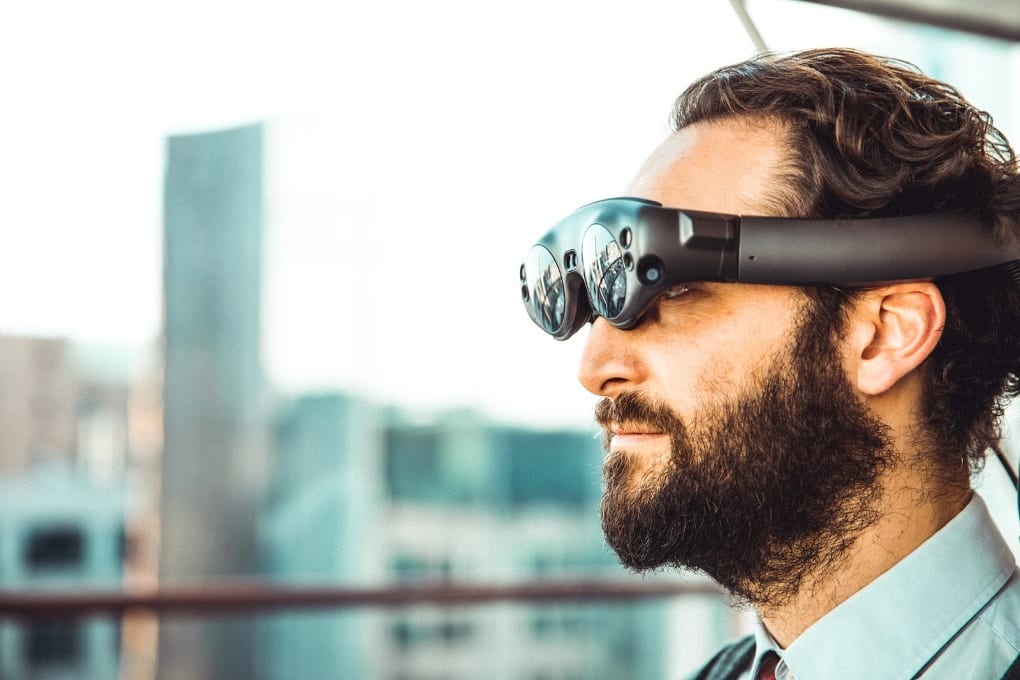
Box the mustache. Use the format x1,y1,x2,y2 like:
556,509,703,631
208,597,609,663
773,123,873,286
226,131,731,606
594,392,685,433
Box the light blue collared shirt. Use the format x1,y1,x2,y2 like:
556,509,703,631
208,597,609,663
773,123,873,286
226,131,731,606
741,494,1020,679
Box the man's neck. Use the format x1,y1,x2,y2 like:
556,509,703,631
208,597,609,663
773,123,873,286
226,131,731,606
755,471,970,648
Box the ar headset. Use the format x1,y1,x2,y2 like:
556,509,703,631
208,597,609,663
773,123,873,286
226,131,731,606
520,196,1019,340
519,196,1020,522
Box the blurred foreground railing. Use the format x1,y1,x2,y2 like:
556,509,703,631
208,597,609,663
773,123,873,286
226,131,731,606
0,579,723,619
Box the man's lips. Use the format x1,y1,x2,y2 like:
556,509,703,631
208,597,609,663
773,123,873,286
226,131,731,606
606,423,667,451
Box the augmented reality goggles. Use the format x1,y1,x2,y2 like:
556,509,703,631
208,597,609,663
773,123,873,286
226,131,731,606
520,197,1019,340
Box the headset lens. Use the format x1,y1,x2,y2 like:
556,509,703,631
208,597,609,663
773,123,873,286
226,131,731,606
582,223,626,319
522,245,566,334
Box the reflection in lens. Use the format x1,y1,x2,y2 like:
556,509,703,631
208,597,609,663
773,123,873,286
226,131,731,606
522,246,565,333
582,224,626,319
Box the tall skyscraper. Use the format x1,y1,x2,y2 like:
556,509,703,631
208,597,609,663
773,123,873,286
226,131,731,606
160,122,268,680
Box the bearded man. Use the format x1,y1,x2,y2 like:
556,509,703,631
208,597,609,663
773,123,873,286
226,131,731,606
521,48,1020,679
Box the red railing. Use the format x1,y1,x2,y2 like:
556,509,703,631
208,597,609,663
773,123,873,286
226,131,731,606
0,579,722,619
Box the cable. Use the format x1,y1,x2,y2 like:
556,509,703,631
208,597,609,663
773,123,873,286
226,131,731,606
728,0,770,53
993,442,1019,489
991,442,1020,543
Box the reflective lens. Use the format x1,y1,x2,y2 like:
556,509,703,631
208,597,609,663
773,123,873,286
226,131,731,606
522,245,566,333
582,223,626,319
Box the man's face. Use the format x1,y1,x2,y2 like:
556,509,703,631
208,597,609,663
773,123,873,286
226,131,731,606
578,119,812,489
579,119,895,605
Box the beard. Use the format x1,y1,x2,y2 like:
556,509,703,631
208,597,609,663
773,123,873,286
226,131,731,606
597,299,895,608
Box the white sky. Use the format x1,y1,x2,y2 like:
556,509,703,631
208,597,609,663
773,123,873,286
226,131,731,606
1,1,1017,427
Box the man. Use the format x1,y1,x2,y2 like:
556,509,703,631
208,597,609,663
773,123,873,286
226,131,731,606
522,49,1020,678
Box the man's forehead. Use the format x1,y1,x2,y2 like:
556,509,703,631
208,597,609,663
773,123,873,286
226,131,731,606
625,118,790,217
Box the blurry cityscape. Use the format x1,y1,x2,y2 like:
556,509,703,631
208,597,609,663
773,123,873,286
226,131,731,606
0,123,732,680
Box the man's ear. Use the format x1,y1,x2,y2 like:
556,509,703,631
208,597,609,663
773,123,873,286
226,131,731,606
848,282,946,396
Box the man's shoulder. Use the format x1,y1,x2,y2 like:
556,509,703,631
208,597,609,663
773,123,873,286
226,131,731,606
969,569,1020,657
920,566,1020,677
985,568,1020,632
683,635,755,680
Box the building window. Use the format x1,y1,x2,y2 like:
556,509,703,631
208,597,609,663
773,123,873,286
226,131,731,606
25,525,84,571
24,620,82,666
389,617,475,649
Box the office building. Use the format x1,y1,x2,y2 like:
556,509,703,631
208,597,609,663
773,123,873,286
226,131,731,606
0,465,125,679
160,122,268,680
259,392,385,679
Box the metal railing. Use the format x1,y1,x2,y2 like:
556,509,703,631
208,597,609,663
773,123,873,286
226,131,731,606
0,579,723,619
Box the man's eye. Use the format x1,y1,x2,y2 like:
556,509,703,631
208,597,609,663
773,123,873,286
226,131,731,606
661,284,695,300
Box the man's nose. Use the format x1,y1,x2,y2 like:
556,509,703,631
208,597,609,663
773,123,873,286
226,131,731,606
577,317,645,397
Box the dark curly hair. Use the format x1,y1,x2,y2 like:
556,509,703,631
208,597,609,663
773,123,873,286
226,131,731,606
670,48,1020,482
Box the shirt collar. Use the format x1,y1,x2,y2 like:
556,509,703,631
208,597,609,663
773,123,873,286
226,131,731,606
765,493,1016,680
750,622,783,679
